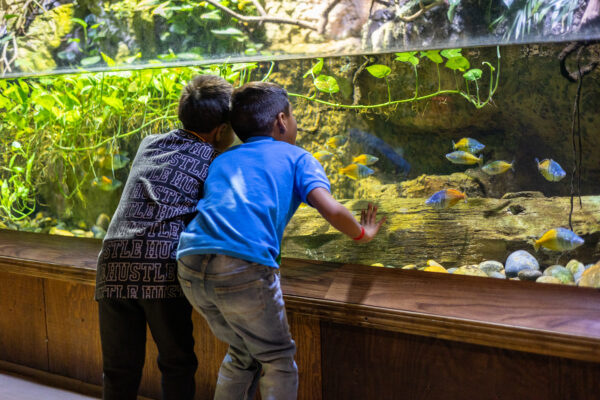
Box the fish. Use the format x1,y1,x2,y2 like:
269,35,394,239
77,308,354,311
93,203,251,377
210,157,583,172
338,164,374,180
92,176,123,191
348,129,410,174
481,160,514,175
452,137,485,154
352,154,379,165
99,153,130,170
425,189,467,209
313,150,334,163
446,151,483,165
534,227,584,252
326,135,348,148
535,158,566,182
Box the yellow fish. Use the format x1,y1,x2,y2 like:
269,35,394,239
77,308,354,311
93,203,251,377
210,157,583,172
534,228,584,252
452,137,485,154
535,158,566,182
425,189,467,209
99,153,130,170
481,160,514,175
92,176,123,192
338,164,374,180
326,135,348,148
446,151,483,165
352,154,379,165
313,150,334,163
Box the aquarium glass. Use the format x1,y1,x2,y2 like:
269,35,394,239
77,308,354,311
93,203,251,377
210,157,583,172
0,0,599,77
1,1,600,288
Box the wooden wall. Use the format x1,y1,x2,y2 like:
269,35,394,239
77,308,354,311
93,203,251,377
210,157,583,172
0,270,323,400
1,230,600,400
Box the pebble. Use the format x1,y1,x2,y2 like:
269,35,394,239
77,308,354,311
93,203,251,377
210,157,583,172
402,264,417,270
565,259,585,276
536,276,562,284
478,260,504,275
505,250,539,278
453,265,488,277
488,271,506,279
423,265,448,273
96,213,111,231
447,267,457,274
543,265,574,284
518,269,542,281
578,263,600,288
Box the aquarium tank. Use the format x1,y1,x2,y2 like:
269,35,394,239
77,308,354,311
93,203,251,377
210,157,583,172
1,0,599,287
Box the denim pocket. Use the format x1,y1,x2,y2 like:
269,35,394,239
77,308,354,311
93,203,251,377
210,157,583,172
214,279,265,316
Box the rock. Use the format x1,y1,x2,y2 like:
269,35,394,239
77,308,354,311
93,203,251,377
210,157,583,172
578,263,600,288
536,276,562,284
397,173,484,199
518,269,542,281
505,250,539,278
402,264,417,270
501,191,546,199
49,227,74,237
488,271,506,279
423,265,448,273
543,265,574,284
96,213,111,231
91,225,106,239
566,259,585,277
453,265,488,277
478,260,504,275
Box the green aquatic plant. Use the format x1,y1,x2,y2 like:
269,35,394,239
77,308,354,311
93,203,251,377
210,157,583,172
0,61,265,224
293,47,500,110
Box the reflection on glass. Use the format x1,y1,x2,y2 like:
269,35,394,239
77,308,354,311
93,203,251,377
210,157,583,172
0,0,598,77
1,38,599,287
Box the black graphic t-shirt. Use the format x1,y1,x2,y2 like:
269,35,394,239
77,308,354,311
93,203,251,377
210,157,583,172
95,129,216,299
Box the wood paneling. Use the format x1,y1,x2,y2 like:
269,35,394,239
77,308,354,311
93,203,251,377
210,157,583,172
321,322,600,400
289,313,322,400
0,271,48,370
44,280,102,385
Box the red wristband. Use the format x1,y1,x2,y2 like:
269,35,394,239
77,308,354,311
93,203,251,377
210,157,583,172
353,226,365,241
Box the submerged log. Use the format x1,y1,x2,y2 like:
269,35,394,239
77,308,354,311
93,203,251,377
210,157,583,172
283,196,600,268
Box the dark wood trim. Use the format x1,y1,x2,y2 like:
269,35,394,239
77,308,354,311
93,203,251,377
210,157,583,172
1,229,600,363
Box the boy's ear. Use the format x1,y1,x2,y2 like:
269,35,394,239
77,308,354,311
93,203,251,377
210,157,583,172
276,112,286,135
213,123,235,151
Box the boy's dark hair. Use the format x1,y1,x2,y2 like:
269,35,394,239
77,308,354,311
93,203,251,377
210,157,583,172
178,75,232,134
230,82,290,142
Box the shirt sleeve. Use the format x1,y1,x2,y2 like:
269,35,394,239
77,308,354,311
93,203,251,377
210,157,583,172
294,153,331,204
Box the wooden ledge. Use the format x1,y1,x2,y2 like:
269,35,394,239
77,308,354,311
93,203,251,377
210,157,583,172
1,229,600,362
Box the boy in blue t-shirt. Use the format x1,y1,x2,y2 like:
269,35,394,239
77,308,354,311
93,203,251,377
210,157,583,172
177,82,385,400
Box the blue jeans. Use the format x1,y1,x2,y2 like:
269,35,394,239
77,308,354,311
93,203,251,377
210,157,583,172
177,254,298,400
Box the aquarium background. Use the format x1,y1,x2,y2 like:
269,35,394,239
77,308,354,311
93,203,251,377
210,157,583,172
1,0,599,77
1,0,600,287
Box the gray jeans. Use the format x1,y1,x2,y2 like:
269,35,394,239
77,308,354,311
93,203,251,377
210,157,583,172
177,254,298,400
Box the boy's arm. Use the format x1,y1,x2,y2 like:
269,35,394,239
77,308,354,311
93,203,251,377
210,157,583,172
306,187,386,243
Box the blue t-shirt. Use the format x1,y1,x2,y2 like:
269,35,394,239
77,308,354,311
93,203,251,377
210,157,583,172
177,136,330,268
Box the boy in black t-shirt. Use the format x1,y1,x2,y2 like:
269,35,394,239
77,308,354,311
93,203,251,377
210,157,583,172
95,75,234,400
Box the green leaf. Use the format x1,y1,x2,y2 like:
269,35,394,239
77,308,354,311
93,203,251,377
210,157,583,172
81,56,101,66
366,64,391,78
463,68,482,81
395,52,419,66
303,58,323,78
101,52,116,67
445,56,470,71
102,96,123,111
420,50,443,64
201,10,221,20
211,27,244,36
33,94,56,110
71,17,87,29
5,14,18,19
440,48,462,59
313,75,339,94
